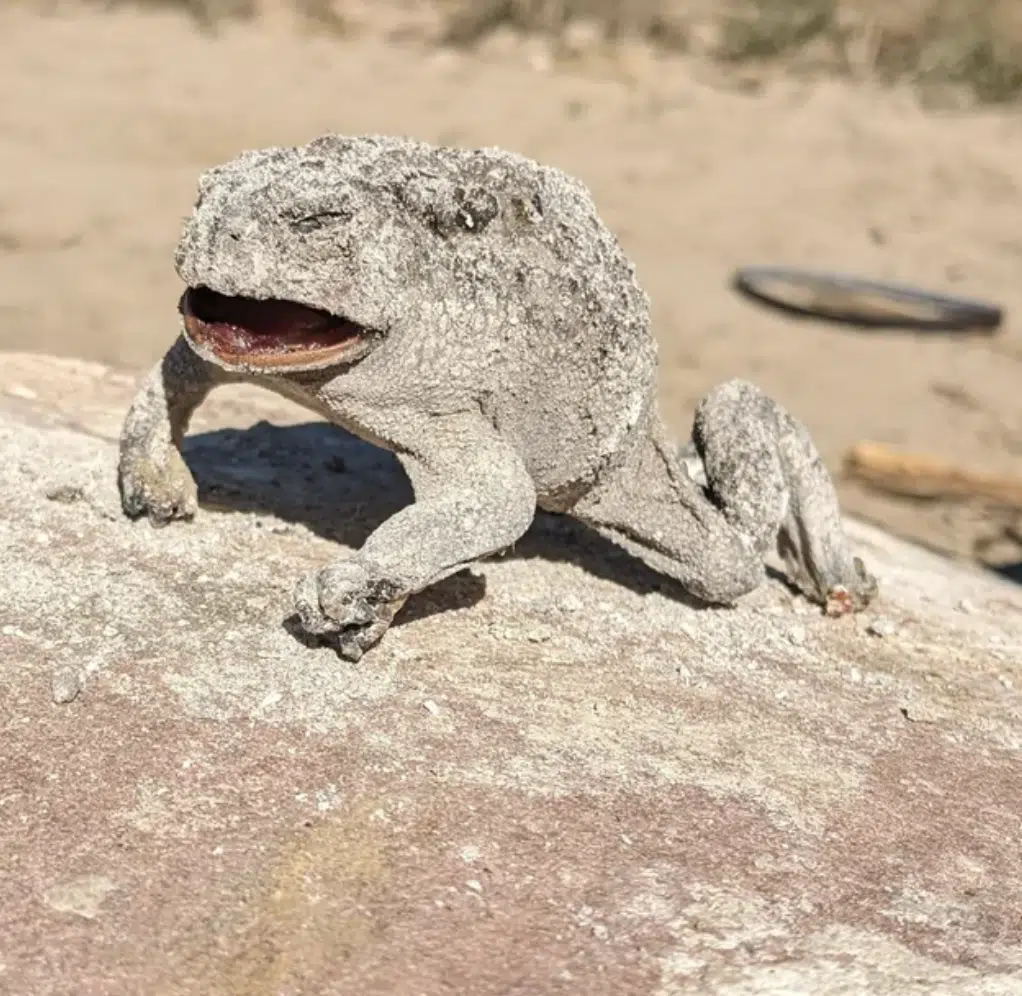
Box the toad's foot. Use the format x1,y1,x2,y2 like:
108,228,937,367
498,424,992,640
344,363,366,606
118,448,198,526
818,558,878,617
293,560,408,662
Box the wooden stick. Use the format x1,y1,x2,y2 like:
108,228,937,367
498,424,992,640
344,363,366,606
842,441,1022,509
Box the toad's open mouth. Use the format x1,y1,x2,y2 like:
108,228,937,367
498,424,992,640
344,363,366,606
180,286,368,370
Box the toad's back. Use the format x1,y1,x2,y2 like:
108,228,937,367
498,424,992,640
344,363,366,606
332,135,660,500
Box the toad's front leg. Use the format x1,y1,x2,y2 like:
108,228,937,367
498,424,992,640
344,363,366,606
118,334,235,525
293,411,537,661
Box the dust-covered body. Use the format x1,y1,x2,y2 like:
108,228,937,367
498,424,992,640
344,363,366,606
119,134,876,660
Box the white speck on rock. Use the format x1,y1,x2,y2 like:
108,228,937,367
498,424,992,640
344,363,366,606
52,667,82,704
423,699,441,716
466,879,483,893
900,700,946,724
560,594,584,613
867,617,897,638
42,875,117,920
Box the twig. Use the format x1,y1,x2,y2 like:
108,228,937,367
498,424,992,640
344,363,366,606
842,441,1022,509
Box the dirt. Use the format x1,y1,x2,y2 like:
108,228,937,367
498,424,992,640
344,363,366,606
2,4,1021,575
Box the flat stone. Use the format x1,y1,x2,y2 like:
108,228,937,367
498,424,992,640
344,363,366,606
2,352,1021,995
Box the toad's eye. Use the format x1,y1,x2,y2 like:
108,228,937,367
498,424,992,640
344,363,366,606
287,210,351,234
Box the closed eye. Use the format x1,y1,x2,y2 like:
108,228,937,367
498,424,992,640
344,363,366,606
289,210,351,234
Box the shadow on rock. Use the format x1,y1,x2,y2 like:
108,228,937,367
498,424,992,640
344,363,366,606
183,419,413,550
992,561,1022,585
182,420,709,617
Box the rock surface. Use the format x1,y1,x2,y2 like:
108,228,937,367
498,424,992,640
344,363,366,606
2,351,1021,995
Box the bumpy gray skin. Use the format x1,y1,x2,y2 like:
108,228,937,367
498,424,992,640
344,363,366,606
118,134,877,661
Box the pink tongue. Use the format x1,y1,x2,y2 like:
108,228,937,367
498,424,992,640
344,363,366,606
206,320,354,354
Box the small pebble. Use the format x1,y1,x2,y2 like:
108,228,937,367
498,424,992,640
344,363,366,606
528,47,553,74
787,625,806,647
45,484,86,504
900,701,944,724
957,599,976,615
423,699,441,716
52,668,82,705
466,879,483,893
867,617,897,639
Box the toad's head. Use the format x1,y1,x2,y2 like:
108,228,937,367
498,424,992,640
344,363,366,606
173,137,407,375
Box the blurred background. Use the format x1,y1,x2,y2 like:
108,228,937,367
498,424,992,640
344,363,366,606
2,0,1021,580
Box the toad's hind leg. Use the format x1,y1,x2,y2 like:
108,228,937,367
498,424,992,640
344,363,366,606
568,378,877,613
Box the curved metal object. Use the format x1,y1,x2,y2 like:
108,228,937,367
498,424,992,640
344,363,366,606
732,266,1004,334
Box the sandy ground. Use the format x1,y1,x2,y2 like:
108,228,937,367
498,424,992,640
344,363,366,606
2,6,1021,575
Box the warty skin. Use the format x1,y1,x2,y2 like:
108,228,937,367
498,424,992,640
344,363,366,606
118,134,877,660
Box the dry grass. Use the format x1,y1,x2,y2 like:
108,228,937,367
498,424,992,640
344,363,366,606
716,0,1022,103
38,0,1022,103
437,0,692,46
42,0,345,31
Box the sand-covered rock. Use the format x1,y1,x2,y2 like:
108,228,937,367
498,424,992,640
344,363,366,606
2,352,1021,995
